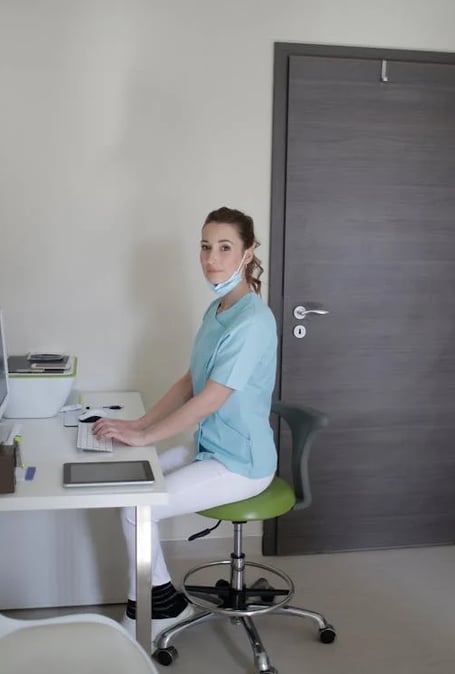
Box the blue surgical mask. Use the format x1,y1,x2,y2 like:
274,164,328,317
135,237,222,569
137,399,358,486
206,252,247,298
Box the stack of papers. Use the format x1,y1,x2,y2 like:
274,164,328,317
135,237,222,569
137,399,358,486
8,355,73,374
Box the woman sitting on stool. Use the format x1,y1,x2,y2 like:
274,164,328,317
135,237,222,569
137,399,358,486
94,206,278,644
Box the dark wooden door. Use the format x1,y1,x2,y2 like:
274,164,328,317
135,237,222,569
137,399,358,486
266,48,455,555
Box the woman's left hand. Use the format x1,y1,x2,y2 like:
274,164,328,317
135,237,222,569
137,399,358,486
93,418,148,446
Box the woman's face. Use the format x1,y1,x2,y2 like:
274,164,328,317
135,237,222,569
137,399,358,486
200,221,252,283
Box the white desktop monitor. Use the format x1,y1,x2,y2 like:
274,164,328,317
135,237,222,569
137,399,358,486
0,309,9,422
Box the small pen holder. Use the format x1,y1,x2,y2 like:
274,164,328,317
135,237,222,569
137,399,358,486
0,440,18,494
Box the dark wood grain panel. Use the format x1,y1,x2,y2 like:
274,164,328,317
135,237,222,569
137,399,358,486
276,425,455,553
268,51,455,554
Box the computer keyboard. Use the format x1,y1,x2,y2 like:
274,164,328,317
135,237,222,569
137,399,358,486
77,423,113,452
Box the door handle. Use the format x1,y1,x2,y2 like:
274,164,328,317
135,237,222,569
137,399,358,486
293,306,329,320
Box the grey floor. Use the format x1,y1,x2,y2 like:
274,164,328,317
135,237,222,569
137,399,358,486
7,539,455,674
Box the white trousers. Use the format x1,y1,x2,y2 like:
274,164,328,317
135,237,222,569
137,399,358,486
122,445,274,598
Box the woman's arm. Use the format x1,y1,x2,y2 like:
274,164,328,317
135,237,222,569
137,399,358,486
94,379,232,446
141,379,232,444
136,370,193,429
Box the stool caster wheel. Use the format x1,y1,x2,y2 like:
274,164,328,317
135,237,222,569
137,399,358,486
319,625,336,644
154,646,178,666
215,579,230,588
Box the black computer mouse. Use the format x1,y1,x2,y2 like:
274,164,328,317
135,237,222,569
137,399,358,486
79,415,102,423
78,408,107,423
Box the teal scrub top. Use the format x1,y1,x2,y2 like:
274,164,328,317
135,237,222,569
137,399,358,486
190,293,277,479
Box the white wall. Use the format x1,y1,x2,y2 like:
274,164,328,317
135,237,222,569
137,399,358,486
1,0,454,541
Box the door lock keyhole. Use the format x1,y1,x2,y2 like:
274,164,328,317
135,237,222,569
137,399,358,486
293,325,306,339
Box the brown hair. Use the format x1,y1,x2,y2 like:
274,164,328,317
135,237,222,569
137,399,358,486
203,206,264,295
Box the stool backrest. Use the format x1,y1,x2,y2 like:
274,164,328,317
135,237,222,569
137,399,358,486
271,402,329,511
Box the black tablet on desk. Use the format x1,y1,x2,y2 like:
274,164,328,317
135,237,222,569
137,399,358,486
63,460,155,487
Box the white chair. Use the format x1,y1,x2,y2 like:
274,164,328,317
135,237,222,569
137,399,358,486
0,612,159,674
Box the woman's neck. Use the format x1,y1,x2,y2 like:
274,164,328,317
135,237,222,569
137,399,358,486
217,280,252,313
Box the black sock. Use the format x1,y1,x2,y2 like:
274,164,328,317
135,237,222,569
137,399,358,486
126,582,188,620
126,598,137,620
152,582,188,619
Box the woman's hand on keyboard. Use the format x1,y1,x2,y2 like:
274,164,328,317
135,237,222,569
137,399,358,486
92,418,147,446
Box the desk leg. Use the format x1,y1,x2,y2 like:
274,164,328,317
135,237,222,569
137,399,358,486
135,504,152,654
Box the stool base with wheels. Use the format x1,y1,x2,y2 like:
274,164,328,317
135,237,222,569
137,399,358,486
153,403,336,674
155,521,335,673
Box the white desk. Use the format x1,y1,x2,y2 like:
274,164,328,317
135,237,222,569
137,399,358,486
0,391,168,655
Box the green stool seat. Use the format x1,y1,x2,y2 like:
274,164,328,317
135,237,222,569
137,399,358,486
199,477,296,522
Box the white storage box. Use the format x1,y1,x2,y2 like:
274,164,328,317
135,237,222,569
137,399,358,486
5,357,77,418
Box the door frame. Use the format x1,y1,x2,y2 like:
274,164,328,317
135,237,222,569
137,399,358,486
264,42,455,555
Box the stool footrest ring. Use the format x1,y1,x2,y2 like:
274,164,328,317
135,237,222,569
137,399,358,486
181,559,295,617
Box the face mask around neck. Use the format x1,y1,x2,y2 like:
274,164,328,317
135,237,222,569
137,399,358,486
206,252,247,298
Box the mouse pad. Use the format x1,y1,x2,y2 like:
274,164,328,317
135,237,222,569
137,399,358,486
63,411,80,427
